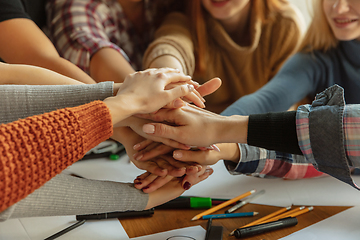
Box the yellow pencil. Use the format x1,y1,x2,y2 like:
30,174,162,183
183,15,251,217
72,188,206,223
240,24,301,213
229,206,291,236
191,189,256,221
264,206,305,222
260,206,314,225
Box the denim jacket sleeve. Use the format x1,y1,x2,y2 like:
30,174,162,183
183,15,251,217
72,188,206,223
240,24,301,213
297,84,360,189
224,84,360,188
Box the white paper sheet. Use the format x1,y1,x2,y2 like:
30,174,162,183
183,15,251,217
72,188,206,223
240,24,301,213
0,216,129,240
0,219,31,240
279,206,360,240
130,226,205,240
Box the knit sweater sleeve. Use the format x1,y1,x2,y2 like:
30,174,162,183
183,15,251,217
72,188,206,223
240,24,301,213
0,101,113,212
247,111,302,155
142,12,195,76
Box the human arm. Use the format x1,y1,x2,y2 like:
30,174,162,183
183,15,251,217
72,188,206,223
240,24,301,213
0,68,196,212
46,0,136,83
0,166,213,220
221,53,324,116
0,18,95,84
141,85,360,188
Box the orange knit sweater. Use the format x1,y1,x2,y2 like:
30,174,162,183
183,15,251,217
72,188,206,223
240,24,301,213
0,101,113,212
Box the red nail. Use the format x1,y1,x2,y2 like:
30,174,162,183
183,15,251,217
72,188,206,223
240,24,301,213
183,182,191,190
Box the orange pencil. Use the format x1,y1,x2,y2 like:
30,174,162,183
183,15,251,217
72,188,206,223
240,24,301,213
260,206,314,225
230,206,291,235
191,190,256,221
264,206,305,222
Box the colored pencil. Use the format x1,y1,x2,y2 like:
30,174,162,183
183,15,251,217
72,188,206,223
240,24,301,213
191,190,256,221
260,206,314,224
202,211,258,220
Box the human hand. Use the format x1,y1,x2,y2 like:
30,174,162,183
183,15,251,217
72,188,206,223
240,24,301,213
112,127,200,177
119,116,190,150
107,68,195,120
134,143,238,194
139,104,247,147
172,143,241,166
143,167,213,209
167,77,222,108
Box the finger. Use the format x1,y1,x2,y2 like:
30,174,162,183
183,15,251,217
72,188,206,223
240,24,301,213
185,164,203,175
131,159,168,176
134,172,159,190
153,156,187,177
182,167,214,190
133,139,154,151
182,92,205,108
163,98,186,109
165,84,194,103
135,144,174,162
159,155,197,177
163,71,192,85
142,175,174,193
172,149,221,166
143,123,180,139
195,78,222,97
133,141,162,161
159,154,201,174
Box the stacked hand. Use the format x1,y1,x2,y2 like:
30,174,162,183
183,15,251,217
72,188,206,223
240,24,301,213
107,68,223,195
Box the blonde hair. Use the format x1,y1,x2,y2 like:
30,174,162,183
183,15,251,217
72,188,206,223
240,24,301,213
299,0,338,53
188,0,289,74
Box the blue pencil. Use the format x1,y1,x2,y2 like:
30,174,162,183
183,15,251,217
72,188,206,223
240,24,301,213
202,211,259,220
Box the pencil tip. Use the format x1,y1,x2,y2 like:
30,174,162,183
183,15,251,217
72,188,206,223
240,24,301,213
229,230,235,236
254,212,259,215
191,216,198,221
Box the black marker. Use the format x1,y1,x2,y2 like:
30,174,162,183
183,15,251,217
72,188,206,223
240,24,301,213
233,217,298,238
76,208,154,220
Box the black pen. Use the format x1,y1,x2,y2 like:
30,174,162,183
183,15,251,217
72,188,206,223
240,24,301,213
44,209,154,240
44,220,86,240
76,208,155,220
233,217,298,238
205,218,212,240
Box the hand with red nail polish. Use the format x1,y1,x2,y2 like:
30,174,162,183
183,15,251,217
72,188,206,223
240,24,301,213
112,127,200,178
142,167,214,209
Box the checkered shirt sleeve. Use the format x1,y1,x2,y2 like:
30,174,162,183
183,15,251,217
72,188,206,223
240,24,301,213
47,0,131,74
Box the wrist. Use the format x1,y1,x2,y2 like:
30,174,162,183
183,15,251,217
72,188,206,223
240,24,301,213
215,115,249,144
218,143,241,163
103,95,135,125
113,83,122,96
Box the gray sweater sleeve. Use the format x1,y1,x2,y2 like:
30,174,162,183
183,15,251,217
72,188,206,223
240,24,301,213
0,82,113,123
0,82,149,220
0,174,148,220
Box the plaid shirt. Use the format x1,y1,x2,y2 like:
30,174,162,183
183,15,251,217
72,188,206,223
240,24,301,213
225,85,360,188
46,0,155,73
225,144,327,180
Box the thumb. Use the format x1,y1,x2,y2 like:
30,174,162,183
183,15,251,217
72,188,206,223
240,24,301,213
143,123,179,140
